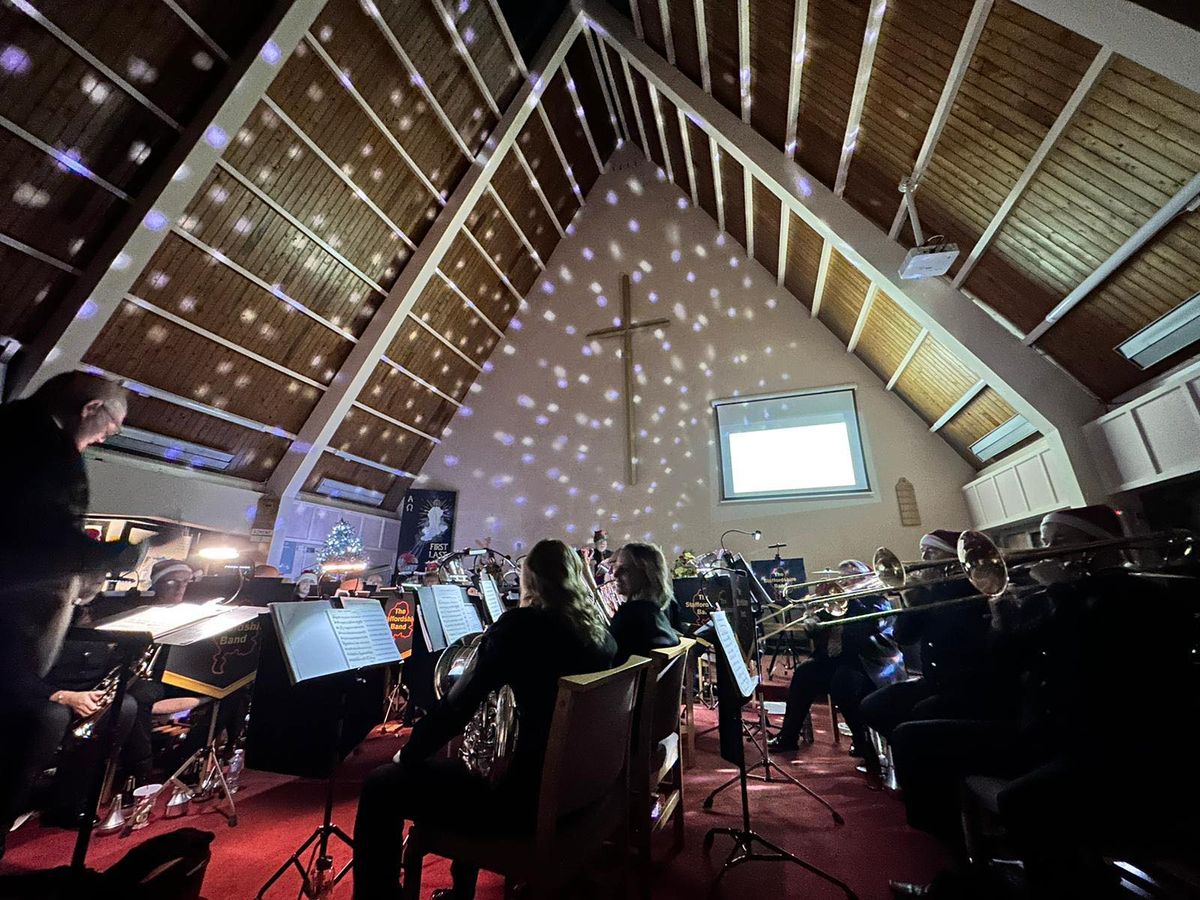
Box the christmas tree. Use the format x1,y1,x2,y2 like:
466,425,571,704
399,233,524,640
316,519,367,570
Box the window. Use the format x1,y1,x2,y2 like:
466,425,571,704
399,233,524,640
713,387,871,502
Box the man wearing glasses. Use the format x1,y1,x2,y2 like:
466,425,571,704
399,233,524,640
0,372,168,850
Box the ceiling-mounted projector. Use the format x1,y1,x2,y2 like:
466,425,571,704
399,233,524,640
899,240,959,280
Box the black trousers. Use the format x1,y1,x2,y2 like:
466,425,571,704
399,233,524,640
353,758,533,900
777,656,874,751
859,677,1014,741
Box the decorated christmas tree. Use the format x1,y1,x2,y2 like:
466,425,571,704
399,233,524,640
316,519,367,571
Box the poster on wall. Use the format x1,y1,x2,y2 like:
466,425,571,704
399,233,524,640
396,489,456,575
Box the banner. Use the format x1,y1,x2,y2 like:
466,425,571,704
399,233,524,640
396,489,457,574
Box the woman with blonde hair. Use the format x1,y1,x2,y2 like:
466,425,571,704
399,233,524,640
609,541,681,663
353,539,616,900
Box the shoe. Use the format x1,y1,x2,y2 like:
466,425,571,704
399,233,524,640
767,736,800,753
889,882,933,897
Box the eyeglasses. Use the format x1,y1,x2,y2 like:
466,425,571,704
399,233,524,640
96,403,122,438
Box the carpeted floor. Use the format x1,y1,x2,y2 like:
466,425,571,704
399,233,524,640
1,704,947,898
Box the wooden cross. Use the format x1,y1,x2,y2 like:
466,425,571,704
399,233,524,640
586,273,670,485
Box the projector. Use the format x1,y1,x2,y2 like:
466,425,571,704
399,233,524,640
898,240,959,280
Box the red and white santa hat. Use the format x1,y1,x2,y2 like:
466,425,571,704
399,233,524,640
1041,505,1122,541
919,530,963,556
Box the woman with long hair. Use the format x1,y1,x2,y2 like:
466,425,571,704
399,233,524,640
353,539,616,900
609,542,681,663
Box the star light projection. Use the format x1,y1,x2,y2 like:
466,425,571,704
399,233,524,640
425,150,827,557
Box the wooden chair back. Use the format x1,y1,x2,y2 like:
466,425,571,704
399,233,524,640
646,639,694,749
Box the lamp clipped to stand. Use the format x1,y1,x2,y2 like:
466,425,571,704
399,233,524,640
701,610,857,898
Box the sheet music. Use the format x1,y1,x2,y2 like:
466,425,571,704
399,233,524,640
478,576,505,623
156,607,265,646
327,605,400,669
94,601,226,640
270,602,348,684
710,610,757,699
432,584,483,644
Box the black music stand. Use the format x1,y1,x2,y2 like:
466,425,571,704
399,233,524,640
702,611,857,898
255,601,401,899
701,559,844,825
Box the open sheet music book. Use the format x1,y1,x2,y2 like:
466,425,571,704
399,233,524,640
710,610,758,700
270,600,401,685
94,601,263,646
478,575,505,624
417,584,484,650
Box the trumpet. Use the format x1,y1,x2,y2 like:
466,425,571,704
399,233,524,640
71,642,160,741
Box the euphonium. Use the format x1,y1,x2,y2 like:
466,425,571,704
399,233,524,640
433,633,518,782
72,643,160,741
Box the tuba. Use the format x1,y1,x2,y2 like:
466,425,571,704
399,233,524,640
72,642,160,741
433,633,518,782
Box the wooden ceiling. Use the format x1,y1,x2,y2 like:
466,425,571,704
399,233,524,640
3,0,1197,508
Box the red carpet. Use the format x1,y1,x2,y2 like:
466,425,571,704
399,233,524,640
1,706,947,898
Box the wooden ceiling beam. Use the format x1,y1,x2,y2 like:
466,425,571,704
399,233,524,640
485,0,528,78
0,115,131,200
159,0,231,63
562,61,603,173
409,314,483,372
12,0,319,398
657,0,676,66
621,56,652,156
583,1,1106,503
709,133,725,233
536,104,585,203
1023,172,1200,346
693,0,711,94
846,285,876,354
952,48,1114,289
737,0,750,124
888,0,992,240
649,88,674,183
776,204,789,287
886,328,927,391
485,184,546,269
584,27,623,145
0,231,80,276
263,5,583,506
782,0,808,158
679,109,700,206
833,0,888,198
512,144,567,237
810,240,832,319
628,0,645,40
379,356,463,408
743,168,754,260
352,401,439,446
595,31,631,142
931,379,987,432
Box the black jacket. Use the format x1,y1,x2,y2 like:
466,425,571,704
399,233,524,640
610,598,680,664
401,607,617,790
895,579,991,691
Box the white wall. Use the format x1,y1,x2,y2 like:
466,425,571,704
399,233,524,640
420,148,975,570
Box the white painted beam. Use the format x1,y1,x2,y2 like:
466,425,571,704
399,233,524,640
648,86,674,182
562,60,605,171
694,0,711,94
743,167,754,259
887,328,927,390
952,47,1113,288
160,0,230,63
657,0,675,64
810,239,832,318
710,134,725,233
485,0,528,77
513,144,567,237
846,284,876,353
679,108,699,206
0,231,79,275
834,0,887,197
593,28,630,142
621,55,651,154
628,0,645,39
931,379,986,432
583,26,623,145
15,0,324,397
776,203,789,286
536,103,584,203
264,8,583,502
737,0,751,123
888,0,992,239
783,0,808,157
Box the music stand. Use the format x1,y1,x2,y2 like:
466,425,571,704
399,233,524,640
702,611,856,898
702,558,844,825
255,600,401,899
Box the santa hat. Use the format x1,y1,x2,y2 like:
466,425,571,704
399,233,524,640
593,529,608,543
837,559,871,575
1041,505,1122,541
920,530,963,556
151,559,193,587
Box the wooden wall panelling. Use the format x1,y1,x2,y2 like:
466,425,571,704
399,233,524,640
939,386,1019,465
782,209,823,308
219,101,406,289
542,71,602,195
665,0,702,87
963,55,1200,333
375,0,496,155
902,1,1099,275
178,167,383,338
0,246,75,342
635,0,668,58
0,131,125,268
383,320,479,402
463,192,540,297
604,42,643,153
128,232,352,380
751,177,781,276
490,152,560,262
266,42,440,248
445,0,524,111
305,451,396,496
701,0,740,117
718,149,747,247
892,335,980,422
358,361,459,435
686,118,718,220
629,67,667,169
793,0,870,190
0,5,181,195
842,0,972,231
440,231,519,328
747,0,794,149
121,393,289,480
330,405,437,473
566,36,619,162
1037,207,1200,400
84,300,320,432
516,113,581,229
658,94,690,195
35,0,229,124
816,248,869,343
853,288,921,381
312,0,468,195
410,279,500,365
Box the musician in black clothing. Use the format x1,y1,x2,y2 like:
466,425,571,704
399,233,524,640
608,542,681,663
767,561,903,770
353,539,617,900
